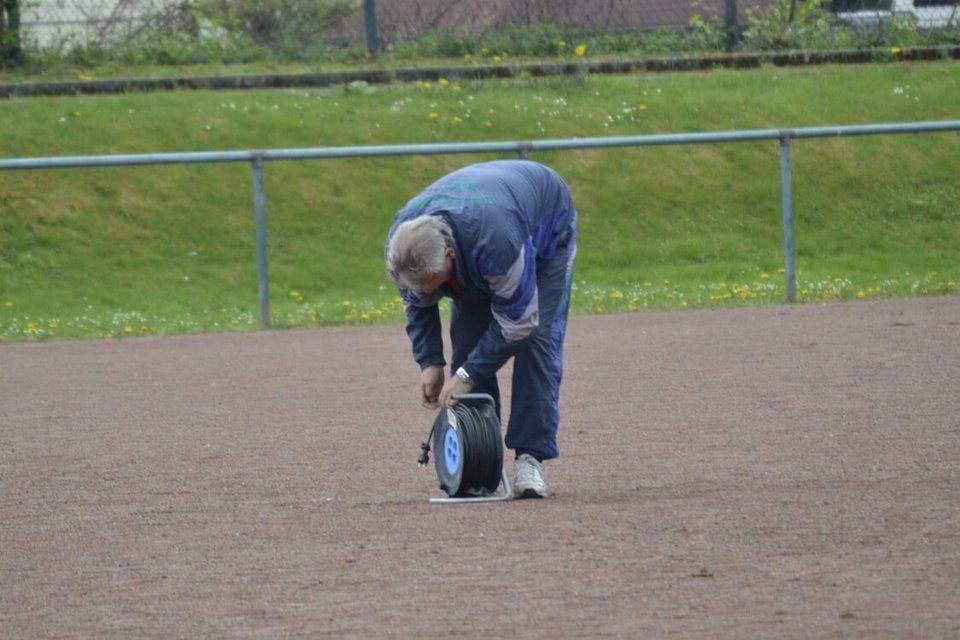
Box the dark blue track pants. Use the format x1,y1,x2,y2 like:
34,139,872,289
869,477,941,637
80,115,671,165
449,234,576,461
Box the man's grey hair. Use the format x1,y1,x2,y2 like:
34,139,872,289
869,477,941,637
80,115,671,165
386,215,454,292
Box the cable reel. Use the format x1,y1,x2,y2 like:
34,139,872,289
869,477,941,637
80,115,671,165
417,393,512,503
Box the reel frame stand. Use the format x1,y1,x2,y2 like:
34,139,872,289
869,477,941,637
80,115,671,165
425,393,513,504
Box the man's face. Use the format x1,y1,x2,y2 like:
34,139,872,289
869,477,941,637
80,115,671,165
418,271,448,295
416,248,455,295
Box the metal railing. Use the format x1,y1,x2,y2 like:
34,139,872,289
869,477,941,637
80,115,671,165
2,119,959,327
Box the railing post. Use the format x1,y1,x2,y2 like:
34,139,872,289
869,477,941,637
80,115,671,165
779,131,797,303
251,154,271,327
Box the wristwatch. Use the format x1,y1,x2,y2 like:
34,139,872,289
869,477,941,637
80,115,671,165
455,366,472,384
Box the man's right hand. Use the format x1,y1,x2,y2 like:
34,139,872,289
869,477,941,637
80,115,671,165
419,365,445,409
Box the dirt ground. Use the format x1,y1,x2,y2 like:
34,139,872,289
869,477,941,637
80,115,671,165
2,296,959,639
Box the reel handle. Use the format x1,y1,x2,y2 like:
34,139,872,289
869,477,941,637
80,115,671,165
450,392,495,411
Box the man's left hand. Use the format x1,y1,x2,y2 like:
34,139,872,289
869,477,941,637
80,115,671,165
438,376,473,406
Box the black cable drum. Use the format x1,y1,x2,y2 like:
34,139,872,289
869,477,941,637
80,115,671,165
432,398,503,497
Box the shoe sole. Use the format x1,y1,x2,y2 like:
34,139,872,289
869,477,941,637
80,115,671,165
515,487,549,499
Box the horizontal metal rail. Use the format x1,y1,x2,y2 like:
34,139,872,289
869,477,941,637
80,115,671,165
2,119,958,326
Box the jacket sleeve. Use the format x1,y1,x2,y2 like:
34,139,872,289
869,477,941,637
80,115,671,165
463,237,540,378
400,288,446,370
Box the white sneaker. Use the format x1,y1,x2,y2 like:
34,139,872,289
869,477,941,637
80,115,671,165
514,454,549,498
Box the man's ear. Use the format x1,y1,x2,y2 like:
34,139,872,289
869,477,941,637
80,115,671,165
445,247,456,261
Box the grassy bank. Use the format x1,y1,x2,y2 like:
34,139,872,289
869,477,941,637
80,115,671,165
1,61,958,340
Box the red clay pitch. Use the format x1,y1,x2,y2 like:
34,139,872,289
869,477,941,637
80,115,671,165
2,296,959,638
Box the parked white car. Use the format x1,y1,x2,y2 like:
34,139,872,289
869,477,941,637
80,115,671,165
837,0,959,29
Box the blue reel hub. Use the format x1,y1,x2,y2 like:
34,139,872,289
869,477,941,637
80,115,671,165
443,426,460,475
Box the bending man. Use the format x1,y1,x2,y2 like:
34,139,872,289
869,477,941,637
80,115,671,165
385,160,578,498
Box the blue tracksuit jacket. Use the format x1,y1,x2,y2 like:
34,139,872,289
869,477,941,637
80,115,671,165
386,160,576,378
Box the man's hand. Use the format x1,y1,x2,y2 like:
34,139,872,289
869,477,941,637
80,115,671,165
438,375,473,407
420,365,445,409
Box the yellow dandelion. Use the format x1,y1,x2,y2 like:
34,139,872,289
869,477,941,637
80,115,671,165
492,55,501,63
484,120,493,128
439,78,450,86
638,104,647,111
680,300,689,308
342,300,352,306
760,272,769,279
575,44,586,57
857,291,865,299
611,290,623,299
891,47,902,55
481,47,489,55
124,326,134,334
453,115,463,124
48,321,59,330
643,281,653,288
558,41,567,49
428,112,439,121
26,322,38,334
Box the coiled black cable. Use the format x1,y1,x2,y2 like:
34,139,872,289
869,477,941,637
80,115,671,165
453,403,500,494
